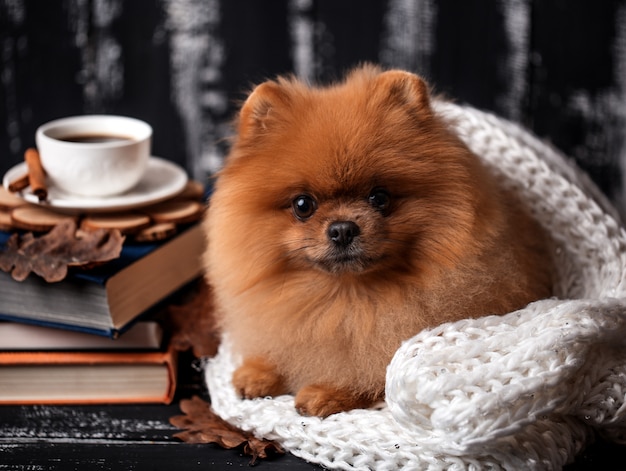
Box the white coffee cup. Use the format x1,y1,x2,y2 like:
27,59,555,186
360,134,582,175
35,115,152,198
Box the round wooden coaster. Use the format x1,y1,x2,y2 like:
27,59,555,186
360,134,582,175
0,187,28,210
142,199,204,224
177,180,205,200
81,212,152,234
133,222,178,242
0,210,15,231
10,205,77,232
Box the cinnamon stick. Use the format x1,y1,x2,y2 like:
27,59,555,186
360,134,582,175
7,172,29,193
24,148,47,201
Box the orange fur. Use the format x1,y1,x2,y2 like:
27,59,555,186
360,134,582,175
202,65,553,417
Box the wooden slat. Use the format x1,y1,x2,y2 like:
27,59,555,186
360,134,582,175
0,442,320,470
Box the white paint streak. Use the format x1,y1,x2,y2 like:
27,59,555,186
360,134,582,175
165,0,227,178
288,0,315,82
2,407,177,441
2,0,25,24
66,0,89,48
566,17,626,217
67,0,124,109
568,91,626,164
95,35,123,102
92,0,122,27
380,0,437,77
498,0,530,121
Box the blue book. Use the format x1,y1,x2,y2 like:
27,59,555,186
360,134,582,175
0,223,205,337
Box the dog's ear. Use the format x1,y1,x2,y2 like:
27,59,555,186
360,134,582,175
238,81,290,139
374,70,431,114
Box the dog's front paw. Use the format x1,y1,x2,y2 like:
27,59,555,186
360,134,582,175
295,384,375,417
232,357,288,399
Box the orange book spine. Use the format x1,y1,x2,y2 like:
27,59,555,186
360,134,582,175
0,346,178,405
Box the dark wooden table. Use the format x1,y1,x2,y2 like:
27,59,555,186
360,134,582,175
0,351,623,470
0,352,321,470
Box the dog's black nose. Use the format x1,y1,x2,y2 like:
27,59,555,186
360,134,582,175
327,221,360,247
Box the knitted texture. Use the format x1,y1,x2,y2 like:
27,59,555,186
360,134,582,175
205,101,626,470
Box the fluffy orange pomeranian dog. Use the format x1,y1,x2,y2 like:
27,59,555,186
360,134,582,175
202,65,553,417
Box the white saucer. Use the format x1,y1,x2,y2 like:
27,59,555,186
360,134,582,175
2,157,188,213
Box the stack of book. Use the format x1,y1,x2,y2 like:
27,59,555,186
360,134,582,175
0,222,206,404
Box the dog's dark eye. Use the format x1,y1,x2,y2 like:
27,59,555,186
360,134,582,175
368,188,391,213
292,194,317,220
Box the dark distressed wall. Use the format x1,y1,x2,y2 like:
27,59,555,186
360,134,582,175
1,0,625,215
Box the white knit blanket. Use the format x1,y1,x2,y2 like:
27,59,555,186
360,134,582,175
205,102,626,470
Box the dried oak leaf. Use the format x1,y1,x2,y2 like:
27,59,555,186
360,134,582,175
167,279,221,358
0,219,125,282
170,395,284,465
